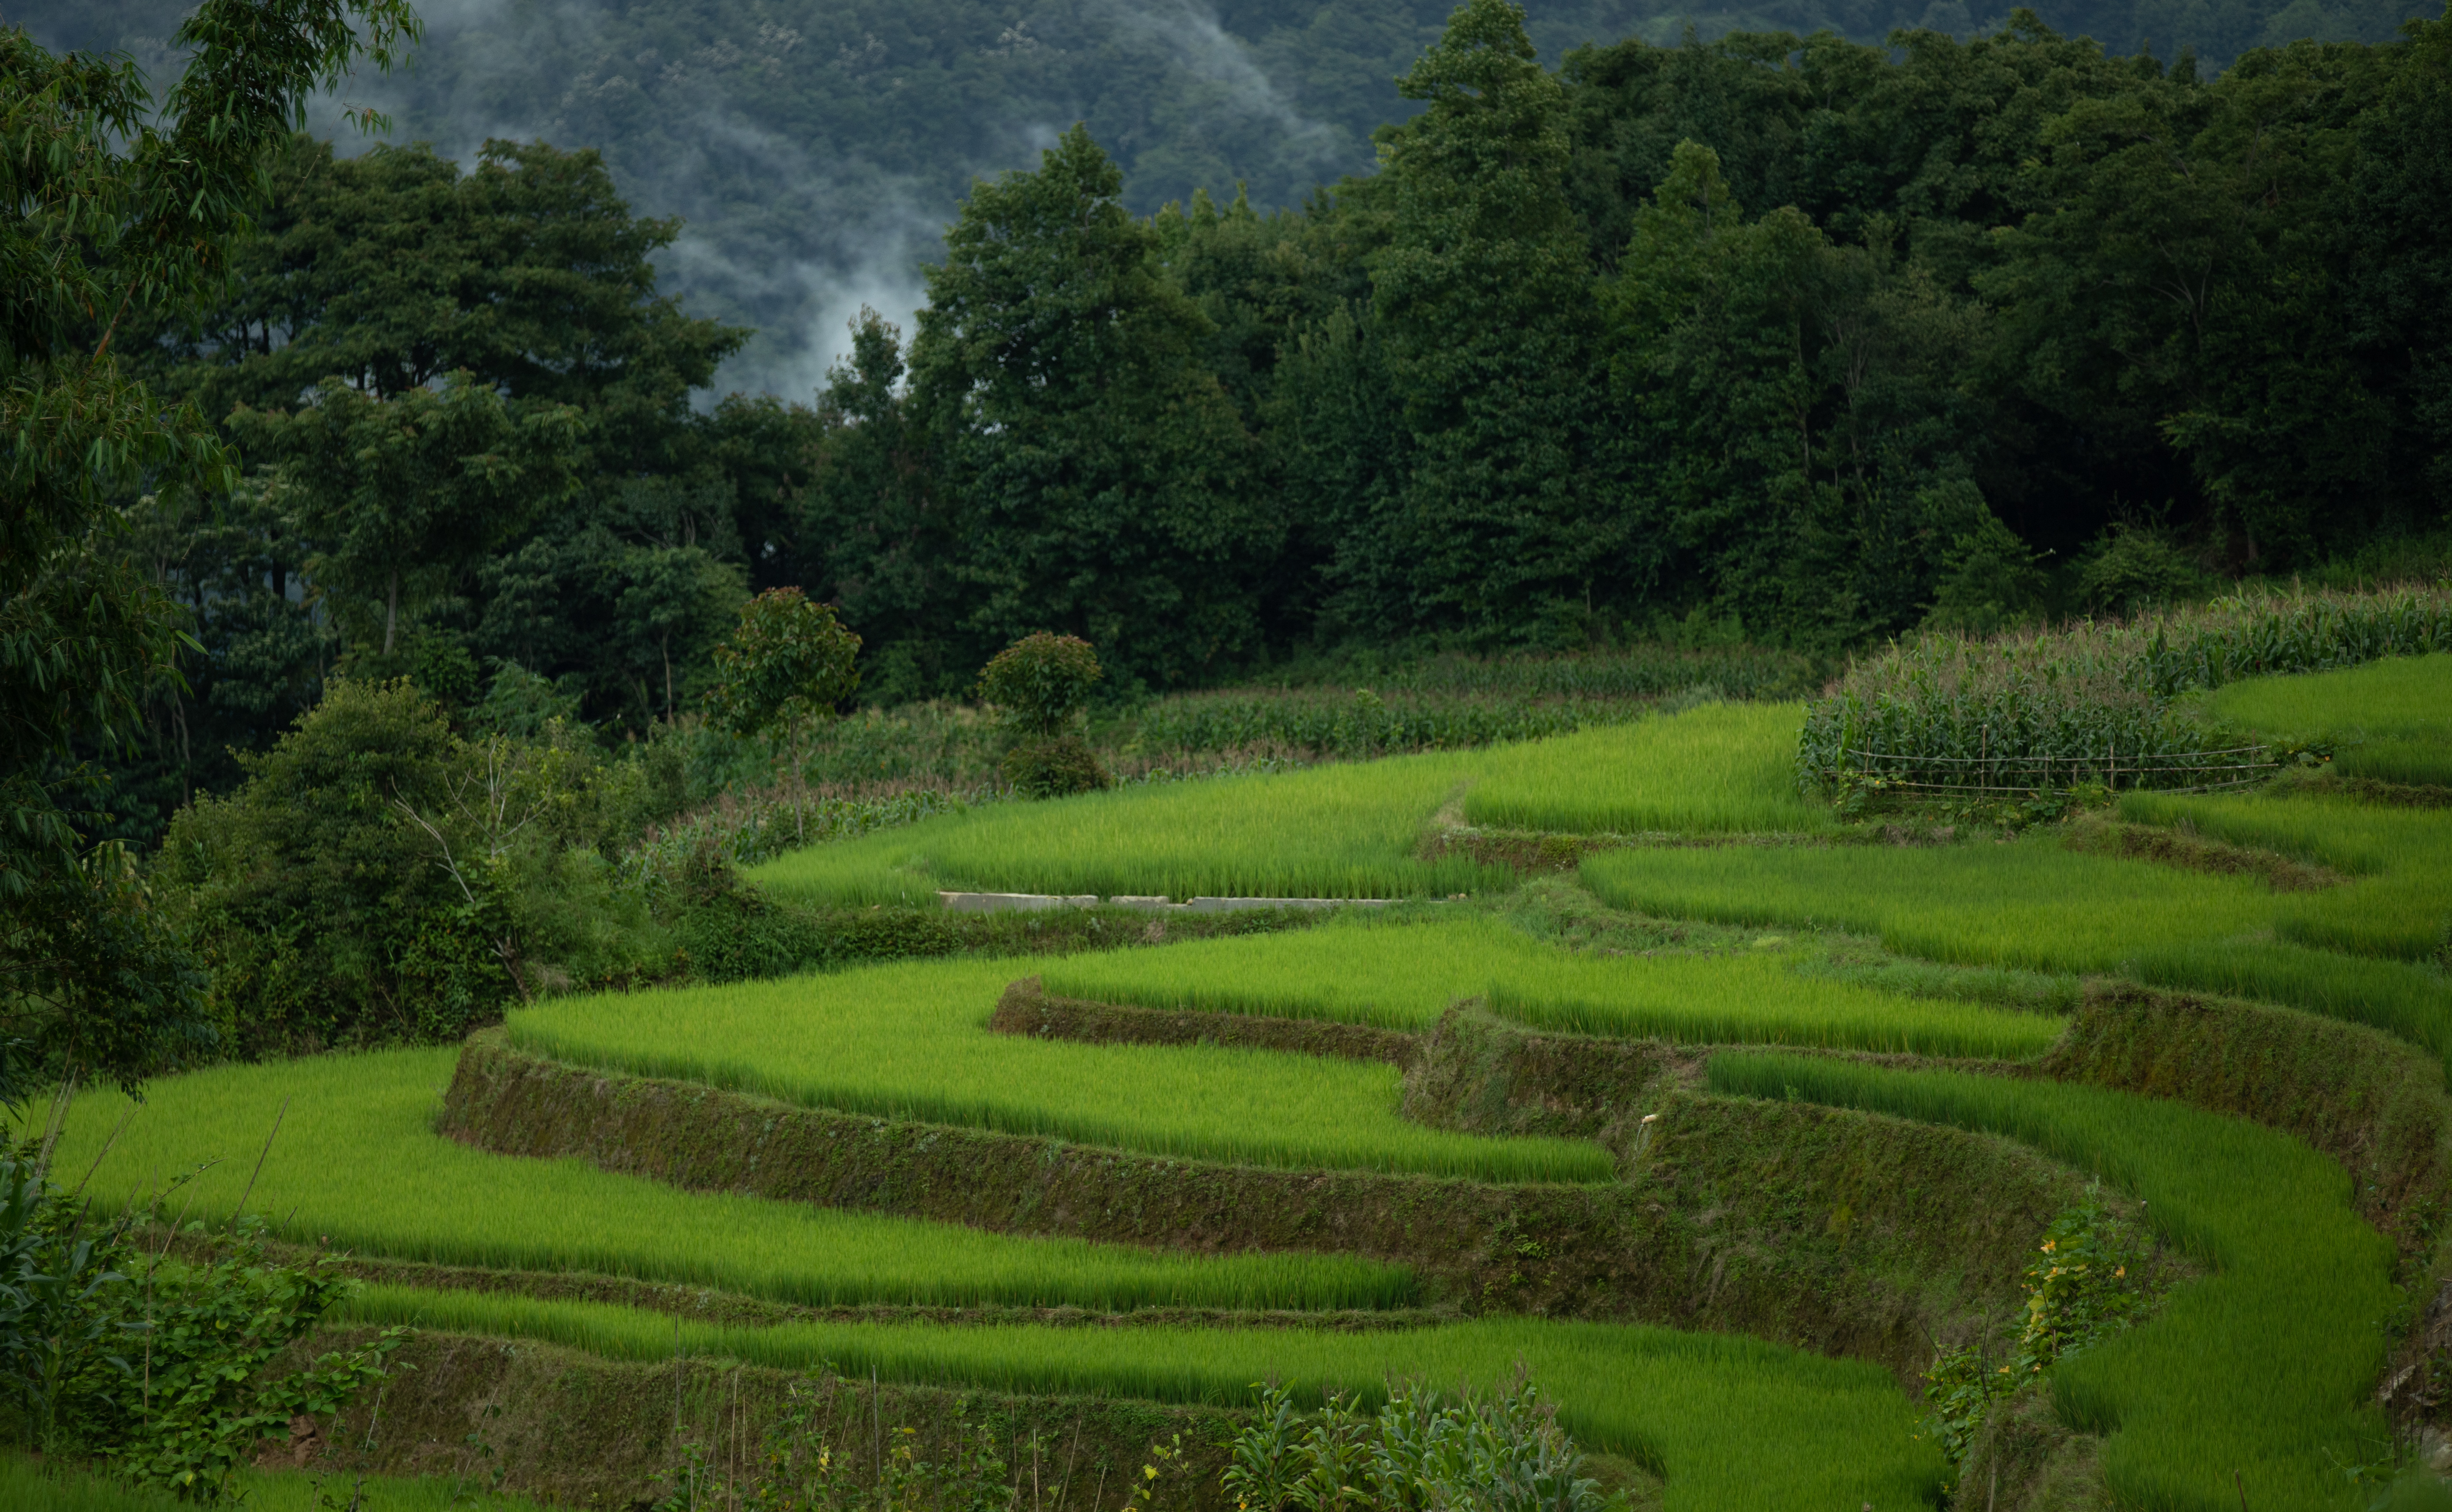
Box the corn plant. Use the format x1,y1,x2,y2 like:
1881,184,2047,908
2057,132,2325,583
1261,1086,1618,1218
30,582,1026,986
1799,586,2452,794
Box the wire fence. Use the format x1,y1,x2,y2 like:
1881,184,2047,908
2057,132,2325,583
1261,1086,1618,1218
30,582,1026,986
1837,742,2280,795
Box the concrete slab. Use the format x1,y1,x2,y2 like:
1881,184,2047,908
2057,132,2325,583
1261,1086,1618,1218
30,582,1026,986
936,891,1098,912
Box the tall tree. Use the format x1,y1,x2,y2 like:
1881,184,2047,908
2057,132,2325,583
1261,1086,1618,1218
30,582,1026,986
0,0,416,1112
233,375,585,657
908,125,1274,692
1357,0,1616,644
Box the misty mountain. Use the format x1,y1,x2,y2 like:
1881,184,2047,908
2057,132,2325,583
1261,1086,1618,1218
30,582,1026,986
14,0,2431,397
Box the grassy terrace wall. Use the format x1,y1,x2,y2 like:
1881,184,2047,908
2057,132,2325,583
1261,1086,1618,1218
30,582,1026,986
277,1327,1256,1512
441,1021,2089,1382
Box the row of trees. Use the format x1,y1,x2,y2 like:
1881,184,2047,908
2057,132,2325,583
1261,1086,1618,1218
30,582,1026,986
53,0,2452,848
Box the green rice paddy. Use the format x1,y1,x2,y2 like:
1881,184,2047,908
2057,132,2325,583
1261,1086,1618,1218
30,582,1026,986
340,1286,1944,1512
0,1456,552,1512
1711,1053,2395,1512
1040,914,2064,1057
749,702,1834,909
48,1050,1414,1312
1580,833,2452,1060
2119,791,2452,962
510,956,1613,1182
2196,650,2452,785
750,753,1501,906
1461,702,1831,834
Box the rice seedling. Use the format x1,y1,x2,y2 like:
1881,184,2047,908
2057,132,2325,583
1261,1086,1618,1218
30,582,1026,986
46,1051,1416,1312
750,701,1848,909
510,955,1613,1182
747,752,1506,907
1039,916,2064,1058
2193,651,2452,755
1461,704,1833,835
0,1455,553,1512
2120,792,2452,962
1799,585,2452,791
1579,840,2452,1060
340,1286,1944,1512
1709,1053,2395,1512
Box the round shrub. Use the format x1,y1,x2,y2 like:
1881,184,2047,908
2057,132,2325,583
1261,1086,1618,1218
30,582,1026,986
976,633,1103,738
1002,735,1112,799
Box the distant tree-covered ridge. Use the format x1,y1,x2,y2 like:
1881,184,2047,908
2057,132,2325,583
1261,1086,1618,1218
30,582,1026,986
22,0,2434,392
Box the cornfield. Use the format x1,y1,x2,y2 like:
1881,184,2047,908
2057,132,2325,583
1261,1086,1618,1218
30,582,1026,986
1799,587,2452,794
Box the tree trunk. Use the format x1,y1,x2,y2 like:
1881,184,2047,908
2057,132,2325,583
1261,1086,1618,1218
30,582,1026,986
384,569,400,655
792,717,804,843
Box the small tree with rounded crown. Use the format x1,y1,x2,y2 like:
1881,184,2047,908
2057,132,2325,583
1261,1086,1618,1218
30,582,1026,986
706,588,861,840
975,633,1110,797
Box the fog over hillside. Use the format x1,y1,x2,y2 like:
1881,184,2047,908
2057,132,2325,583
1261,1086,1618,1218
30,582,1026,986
14,0,2430,398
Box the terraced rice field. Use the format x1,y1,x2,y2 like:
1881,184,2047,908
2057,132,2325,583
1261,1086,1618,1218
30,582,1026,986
1040,914,2064,1057
56,616,2452,1512
1579,821,2452,1060
1712,1054,2398,1511
52,1050,1414,1311
1461,702,1830,834
2194,650,2452,785
506,955,1612,1180
339,1288,1946,1512
748,701,1830,908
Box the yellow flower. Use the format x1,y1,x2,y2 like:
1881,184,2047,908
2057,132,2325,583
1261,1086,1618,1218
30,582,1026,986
2041,1239,2056,1251
2115,1266,2125,1277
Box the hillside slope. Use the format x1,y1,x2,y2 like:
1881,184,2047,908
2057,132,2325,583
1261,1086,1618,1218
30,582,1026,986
19,0,2430,395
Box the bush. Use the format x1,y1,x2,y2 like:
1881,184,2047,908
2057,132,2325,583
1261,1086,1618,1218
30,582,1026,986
1001,735,1112,799
0,1147,402,1498
162,681,679,1053
1221,1372,1615,1512
976,634,1103,738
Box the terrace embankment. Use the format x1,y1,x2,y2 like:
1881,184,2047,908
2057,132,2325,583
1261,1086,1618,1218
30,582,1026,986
2042,979,2452,1431
443,1023,2087,1383
274,1326,1258,1512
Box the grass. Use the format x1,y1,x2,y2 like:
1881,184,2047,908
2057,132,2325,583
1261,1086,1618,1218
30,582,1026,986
748,702,1842,909
0,1455,551,1512
2195,651,2452,785
2119,791,2452,962
1461,703,1831,835
748,751,1502,906
338,1286,1943,1512
511,955,1612,1182
47,1050,1415,1312
1579,836,2452,1063
1710,1053,2395,1512
1039,915,2066,1058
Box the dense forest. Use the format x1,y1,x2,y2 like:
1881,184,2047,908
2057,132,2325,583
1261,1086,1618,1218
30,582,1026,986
27,0,2452,845
22,0,2435,391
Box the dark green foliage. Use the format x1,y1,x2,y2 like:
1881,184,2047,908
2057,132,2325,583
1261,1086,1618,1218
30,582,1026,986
232,374,585,659
1000,736,1113,799
707,590,863,745
0,1150,402,1498
1344,0,1611,645
910,128,1274,692
975,634,1105,738
0,0,418,1105
162,680,677,1053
